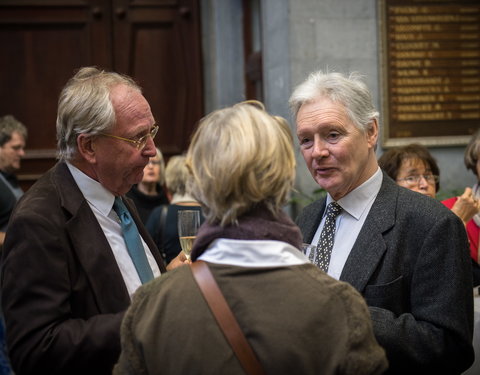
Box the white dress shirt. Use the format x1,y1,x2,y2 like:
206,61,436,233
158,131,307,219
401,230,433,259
67,163,161,297
311,167,383,280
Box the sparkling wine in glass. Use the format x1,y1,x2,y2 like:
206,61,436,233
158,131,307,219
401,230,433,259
177,210,200,260
302,243,317,263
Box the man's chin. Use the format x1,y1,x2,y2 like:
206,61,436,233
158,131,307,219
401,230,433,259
134,170,145,184
313,174,335,189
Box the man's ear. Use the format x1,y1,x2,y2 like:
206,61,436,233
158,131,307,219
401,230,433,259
76,134,97,164
366,118,379,149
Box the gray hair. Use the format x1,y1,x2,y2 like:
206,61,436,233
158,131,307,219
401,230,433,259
464,129,480,177
56,66,141,161
0,115,28,147
289,71,379,132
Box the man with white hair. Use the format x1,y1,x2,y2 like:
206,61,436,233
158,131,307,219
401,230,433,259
291,70,474,374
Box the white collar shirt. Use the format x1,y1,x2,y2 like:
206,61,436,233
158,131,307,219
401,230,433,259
198,238,310,267
311,167,383,280
66,162,161,298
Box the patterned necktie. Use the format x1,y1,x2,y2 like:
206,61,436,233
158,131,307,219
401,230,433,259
315,202,342,272
113,197,154,284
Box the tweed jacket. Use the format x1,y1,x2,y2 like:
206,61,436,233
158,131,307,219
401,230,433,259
296,173,474,375
1,162,166,375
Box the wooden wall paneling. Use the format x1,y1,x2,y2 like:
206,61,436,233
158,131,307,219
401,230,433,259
0,0,204,190
0,0,112,190
112,0,203,157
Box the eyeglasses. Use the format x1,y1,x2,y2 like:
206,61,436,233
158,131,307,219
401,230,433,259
100,125,158,150
397,174,439,186
147,160,161,166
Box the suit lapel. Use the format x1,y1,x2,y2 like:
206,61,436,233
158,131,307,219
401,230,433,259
303,199,327,243
340,173,397,293
54,163,131,312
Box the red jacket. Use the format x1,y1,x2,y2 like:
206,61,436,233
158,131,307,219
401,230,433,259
442,196,480,262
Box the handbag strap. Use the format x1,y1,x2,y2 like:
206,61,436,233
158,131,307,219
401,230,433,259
190,260,266,375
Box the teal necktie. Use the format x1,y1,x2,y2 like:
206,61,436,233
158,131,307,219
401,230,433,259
113,197,154,284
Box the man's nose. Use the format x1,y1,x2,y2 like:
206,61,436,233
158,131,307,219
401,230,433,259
312,138,329,159
417,175,429,188
143,137,156,157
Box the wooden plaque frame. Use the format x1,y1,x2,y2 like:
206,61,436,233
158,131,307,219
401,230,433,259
379,0,480,147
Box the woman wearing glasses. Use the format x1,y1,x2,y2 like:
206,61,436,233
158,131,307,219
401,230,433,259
378,143,480,285
378,143,440,199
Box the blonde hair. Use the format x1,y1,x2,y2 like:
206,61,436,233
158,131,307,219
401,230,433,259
165,155,190,196
153,147,166,185
186,101,296,226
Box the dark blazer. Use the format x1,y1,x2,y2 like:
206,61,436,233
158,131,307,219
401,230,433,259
0,172,18,230
297,173,474,374
0,162,166,375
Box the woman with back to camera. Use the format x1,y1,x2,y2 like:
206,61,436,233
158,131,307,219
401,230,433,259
378,143,480,285
114,101,387,375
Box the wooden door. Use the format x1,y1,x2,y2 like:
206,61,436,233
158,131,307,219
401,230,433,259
112,0,203,157
0,0,203,190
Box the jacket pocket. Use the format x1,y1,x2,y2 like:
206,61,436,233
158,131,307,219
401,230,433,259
363,275,404,316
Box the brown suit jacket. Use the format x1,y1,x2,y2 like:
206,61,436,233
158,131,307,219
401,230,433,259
1,162,166,375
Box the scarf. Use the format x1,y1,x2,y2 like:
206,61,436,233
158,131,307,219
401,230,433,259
190,204,303,261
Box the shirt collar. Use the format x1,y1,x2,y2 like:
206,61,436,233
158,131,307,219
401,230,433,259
198,238,310,267
328,167,383,220
66,162,116,216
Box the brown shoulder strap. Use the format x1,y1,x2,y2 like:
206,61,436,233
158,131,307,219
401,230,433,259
190,260,266,375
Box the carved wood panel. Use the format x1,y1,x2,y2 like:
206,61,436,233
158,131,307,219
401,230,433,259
0,0,203,190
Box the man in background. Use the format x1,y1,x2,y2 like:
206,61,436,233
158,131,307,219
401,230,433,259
0,115,27,248
1,67,169,375
290,70,474,374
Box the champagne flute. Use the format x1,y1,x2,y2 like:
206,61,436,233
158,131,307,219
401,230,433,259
302,243,317,263
177,210,200,260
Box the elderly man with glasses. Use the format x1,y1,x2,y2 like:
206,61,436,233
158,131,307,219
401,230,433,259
0,67,184,375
